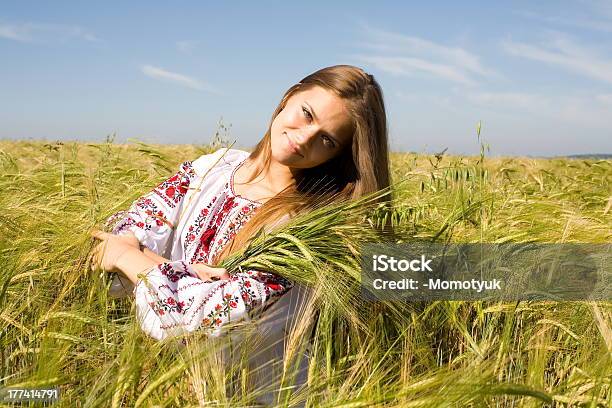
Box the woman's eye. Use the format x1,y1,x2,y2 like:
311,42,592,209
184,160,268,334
322,135,335,148
302,106,313,121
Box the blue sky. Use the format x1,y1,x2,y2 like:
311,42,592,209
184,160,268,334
1,1,611,156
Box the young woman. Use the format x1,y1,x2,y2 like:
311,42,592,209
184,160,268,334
90,64,391,341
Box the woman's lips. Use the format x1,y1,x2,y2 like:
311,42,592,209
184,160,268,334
285,132,303,157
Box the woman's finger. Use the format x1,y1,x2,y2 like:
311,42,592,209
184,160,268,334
191,264,210,281
90,243,105,271
91,230,110,241
191,263,230,282
90,249,99,271
208,267,230,280
91,244,101,260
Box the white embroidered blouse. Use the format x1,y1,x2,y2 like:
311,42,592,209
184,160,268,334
105,148,293,341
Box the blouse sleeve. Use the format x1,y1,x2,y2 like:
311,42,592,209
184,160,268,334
104,149,227,256
133,261,293,341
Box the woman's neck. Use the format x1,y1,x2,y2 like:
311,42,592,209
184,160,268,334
264,158,301,193
236,156,300,199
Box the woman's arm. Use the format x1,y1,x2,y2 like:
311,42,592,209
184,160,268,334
92,230,229,287
106,160,199,256
113,249,227,288
94,233,292,341
131,261,293,341
141,247,169,264
115,247,160,285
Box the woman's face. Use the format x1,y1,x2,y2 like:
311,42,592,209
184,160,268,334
270,86,354,169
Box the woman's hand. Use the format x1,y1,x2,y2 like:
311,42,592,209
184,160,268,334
190,263,231,282
90,230,141,273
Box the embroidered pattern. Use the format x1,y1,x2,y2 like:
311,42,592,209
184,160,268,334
111,161,196,236
153,161,196,208
150,294,194,316
107,149,294,341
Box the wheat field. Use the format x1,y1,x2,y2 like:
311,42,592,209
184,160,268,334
0,136,610,407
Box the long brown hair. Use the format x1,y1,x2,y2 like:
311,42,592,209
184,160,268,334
214,65,391,264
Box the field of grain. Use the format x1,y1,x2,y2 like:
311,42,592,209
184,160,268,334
0,137,610,407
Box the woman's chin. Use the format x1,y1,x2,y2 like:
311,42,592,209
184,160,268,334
271,149,300,166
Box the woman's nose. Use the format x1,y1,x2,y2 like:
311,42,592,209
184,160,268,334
294,126,319,146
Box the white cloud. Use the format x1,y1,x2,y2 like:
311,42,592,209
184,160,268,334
465,90,612,131
352,25,498,85
141,65,216,92
467,92,550,111
501,33,612,85
353,55,475,85
364,27,497,77
0,21,100,43
515,0,612,33
515,9,612,33
596,93,612,104
0,24,24,41
176,40,198,54
395,91,458,113
553,95,612,130
581,0,612,22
